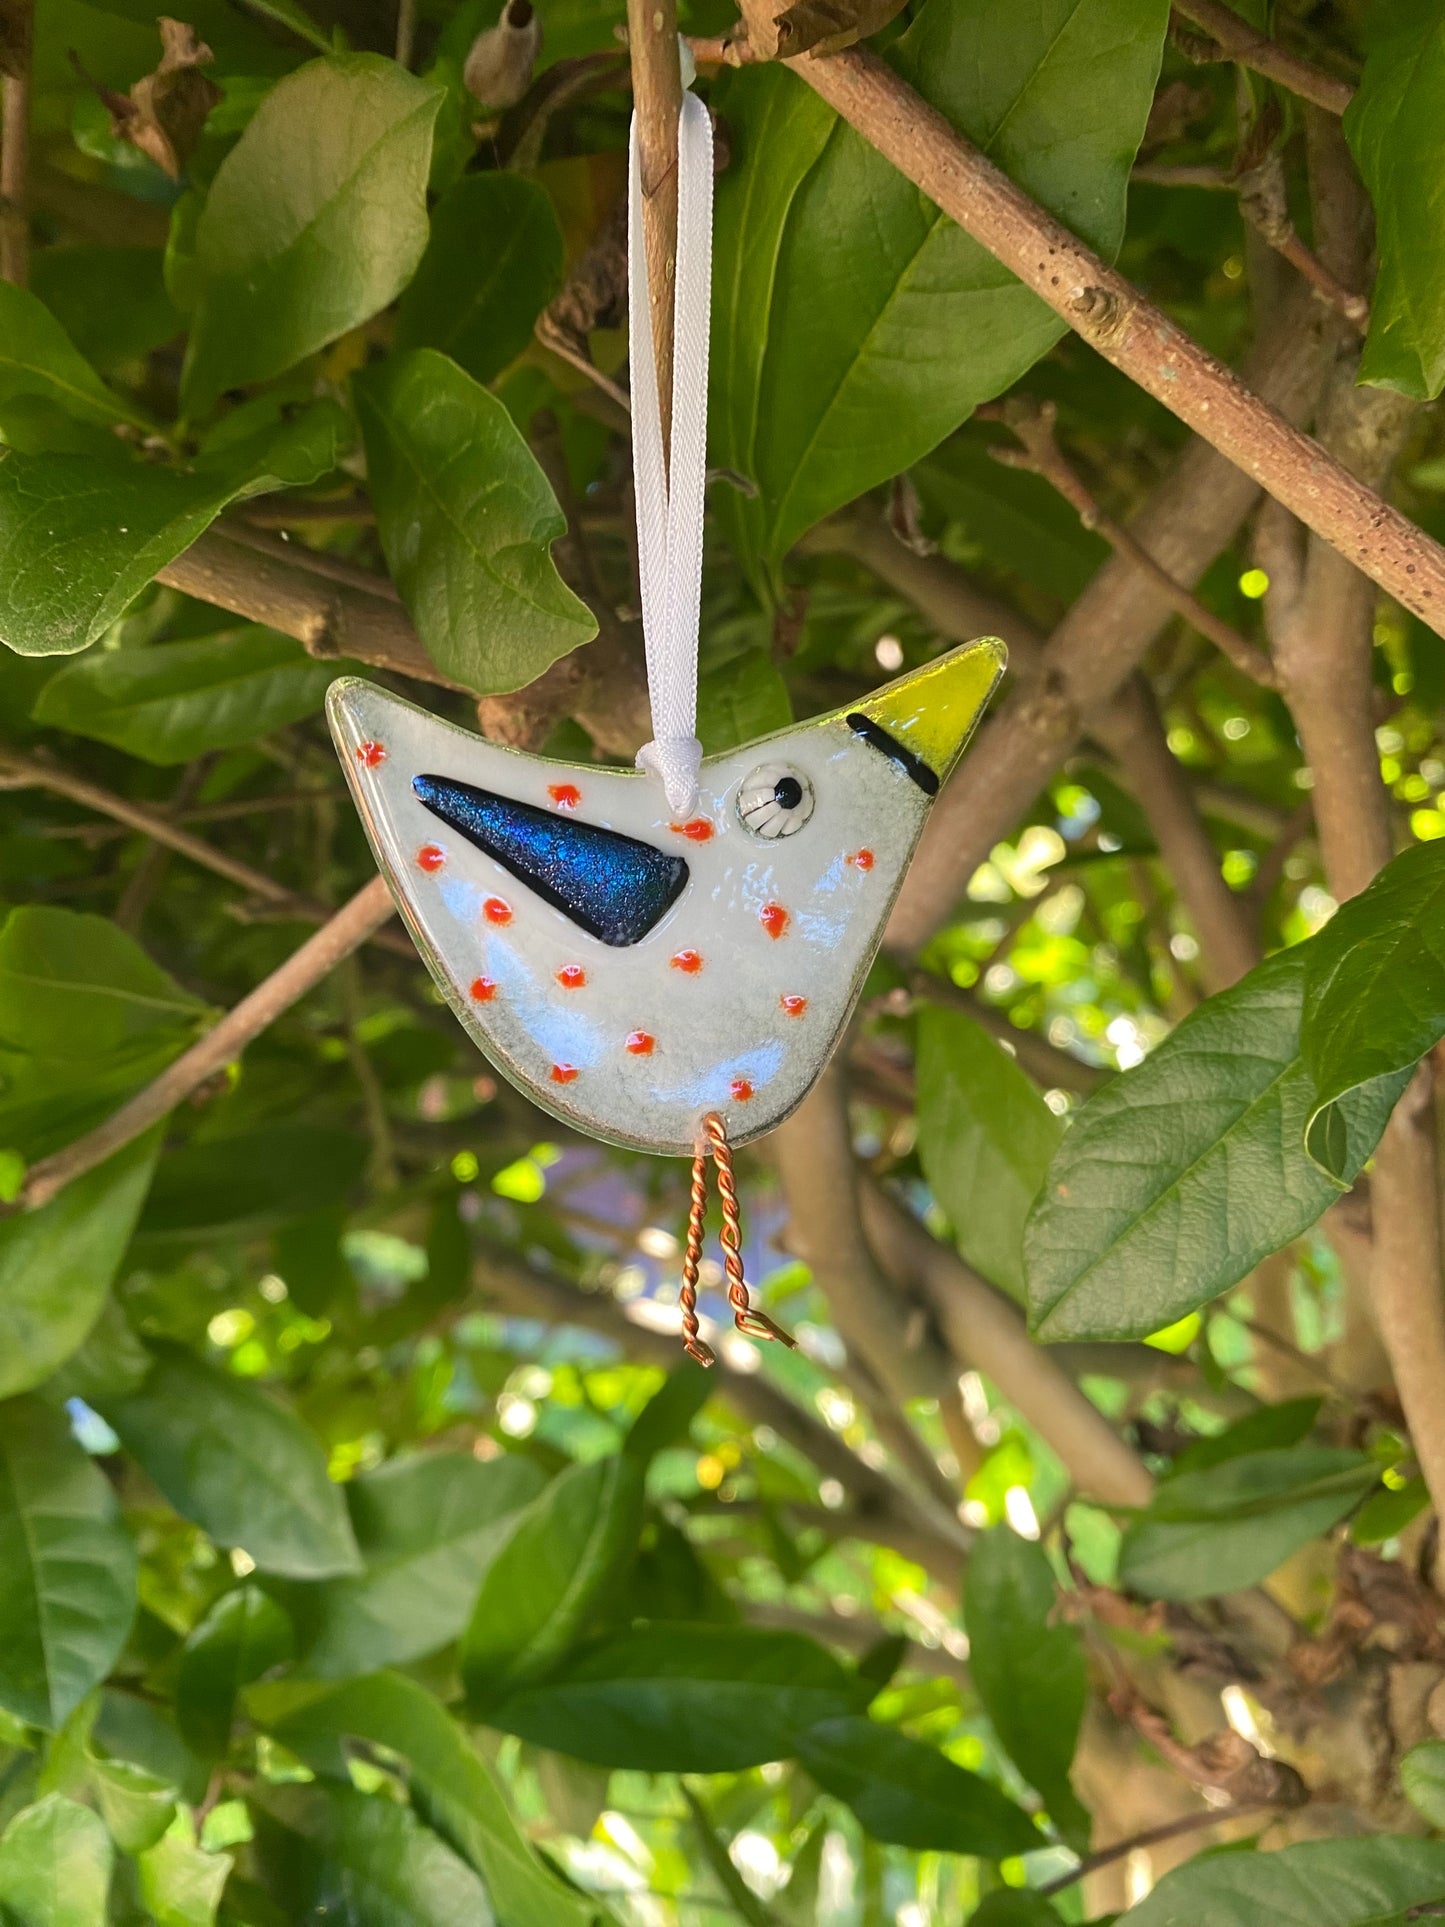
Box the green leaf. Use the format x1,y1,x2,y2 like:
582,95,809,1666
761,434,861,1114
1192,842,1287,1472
1170,1398,1321,1476
795,1717,1039,1857
354,348,596,694
1115,1833,1445,1925
29,247,183,373
137,1126,367,1244
1353,1474,1430,1546
183,56,444,415
1402,1740,1445,1830
0,1397,137,1730
396,173,564,386
915,435,1108,604
1345,5,1445,399
962,1527,1089,1848
1118,1448,1378,1601
0,1794,114,1926
136,1832,232,1927
1300,842,1445,1178
969,1896,1066,1927
255,1782,493,1927
711,0,1169,573
250,1671,596,1927
697,647,792,754
88,1755,176,1852
176,1585,295,1759
918,1005,1063,1301
0,1132,158,1401
488,1624,863,1770
1025,951,1409,1342
0,435,331,658
33,628,347,765
234,0,332,52
461,1453,644,1708
296,1450,544,1678
624,1364,713,1463
104,1345,362,1579
0,281,150,432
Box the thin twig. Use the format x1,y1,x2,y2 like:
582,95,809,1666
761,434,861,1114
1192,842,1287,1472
738,10,1445,641
1040,1801,1272,1896
1236,155,1369,333
0,748,413,959
394,0,417,67
17,876,396,1212
534,310,633,418
983,399,1281,690
0,0,33,286
1170,0,1354,117
627,0,682,467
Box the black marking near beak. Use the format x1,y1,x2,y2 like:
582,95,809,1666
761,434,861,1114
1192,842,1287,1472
846,714,940,796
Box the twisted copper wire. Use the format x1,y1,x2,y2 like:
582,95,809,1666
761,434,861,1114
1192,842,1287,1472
701,1111,797,1351
679,1146,716,1367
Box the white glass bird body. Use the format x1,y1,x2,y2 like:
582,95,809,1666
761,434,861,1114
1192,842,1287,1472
328,636,1004,1155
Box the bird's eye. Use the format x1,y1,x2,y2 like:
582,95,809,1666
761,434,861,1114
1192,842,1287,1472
737,763,815,839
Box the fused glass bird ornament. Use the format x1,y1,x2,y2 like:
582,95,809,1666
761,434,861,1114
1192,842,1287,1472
328,637,1004,1158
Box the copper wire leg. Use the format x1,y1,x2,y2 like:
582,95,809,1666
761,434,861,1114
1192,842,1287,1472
679,1146,716,1367
701,1111,797,1352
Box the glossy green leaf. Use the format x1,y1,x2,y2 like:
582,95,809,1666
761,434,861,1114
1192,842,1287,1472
256,1781,493,1926
88,1755,176,1853
297,1450,544,1678
488,1625,862,1770
1301,842,1445,1177
104,1345,362,1579
1169,1398,1320,1475
1346,4,1445,399
250,1672,595,1927
1116,1833,1445,1925
962,1527,1088,1848
33,628,347,765
176,1586,295,1759
915,435,1108,604
1026,951,1409,1342
136,1832,232,1927
1403,1740,1445,1829
0,281,149,431
697,646,792,754
355,348,595,694
624,1363,713,1463
396,173,564,386
711,0,1169,573
0,1133,158,1400
0,1794,113,1927
137,1125,367,1244
796,1717,1038,1856
0,1398,137,1730
183,56,444,414
1118,1448,1378,1602
29,247,183,372
461,1453,644,1707
918,1005,1062,1300
1352,1474,1430,1546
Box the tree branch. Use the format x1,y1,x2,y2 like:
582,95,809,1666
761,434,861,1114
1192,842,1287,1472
0,747,414,959
627,0,682,464
0,0,32,286
16,876,396,1212
860,1183,1155,1509
887,274,1336,957
1170,0,1354,116
736,13,1445,638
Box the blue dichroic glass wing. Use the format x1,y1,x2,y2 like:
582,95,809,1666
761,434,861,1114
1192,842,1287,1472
413,774,689,947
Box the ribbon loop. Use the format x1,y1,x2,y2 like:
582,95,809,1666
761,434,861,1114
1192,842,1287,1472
628,87,713,819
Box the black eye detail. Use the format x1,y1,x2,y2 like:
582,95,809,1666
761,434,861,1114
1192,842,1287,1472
737,764,816,838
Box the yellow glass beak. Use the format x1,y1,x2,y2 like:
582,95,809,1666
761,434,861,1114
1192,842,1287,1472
849,637,1006,790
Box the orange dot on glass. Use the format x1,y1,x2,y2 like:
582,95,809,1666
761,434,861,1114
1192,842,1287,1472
760,902,789,939
416,843,445,873
356,740,386,768
626,1030,655,1055
556,964,587,989
549,783,581,809
730,1078,754,1102
672,818,714,842
848,848,876,872
781,994,808,1017
551,1063,579,1084
470,976,496,1002
670,949,703,974
483,896,512,925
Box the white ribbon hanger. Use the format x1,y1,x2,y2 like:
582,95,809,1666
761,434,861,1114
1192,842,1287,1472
628,84,714,820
